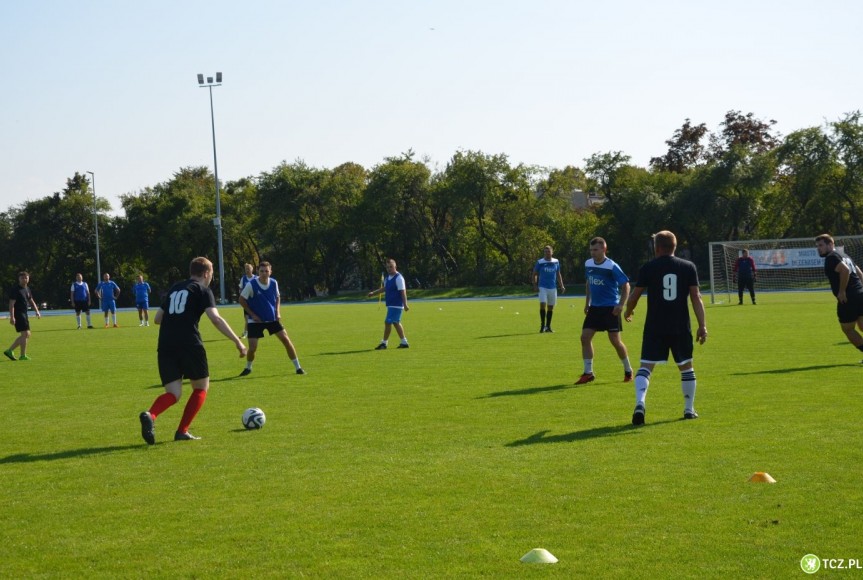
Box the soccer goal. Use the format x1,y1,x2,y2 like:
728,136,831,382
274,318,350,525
708,235,863,304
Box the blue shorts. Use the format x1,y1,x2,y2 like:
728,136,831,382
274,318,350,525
385,307,404,324
101,302,116,313
136,301,149,310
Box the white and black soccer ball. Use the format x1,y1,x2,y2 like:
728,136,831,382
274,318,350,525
242,407,266,430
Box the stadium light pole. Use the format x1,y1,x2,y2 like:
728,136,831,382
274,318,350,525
85,171,102,284
197,71,227,303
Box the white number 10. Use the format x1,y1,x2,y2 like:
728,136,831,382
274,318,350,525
662,274,677,301
168,290,189,314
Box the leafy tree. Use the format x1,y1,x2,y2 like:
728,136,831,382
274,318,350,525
650,119,709,173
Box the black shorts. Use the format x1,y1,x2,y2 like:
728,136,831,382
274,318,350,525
583,306,622,333
640,331,694,365
157,344,209,384
14,314,30,333
74,300,90,314
837,293,863,324
248,320,285,339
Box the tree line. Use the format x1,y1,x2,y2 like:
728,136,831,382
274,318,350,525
2,110,861,309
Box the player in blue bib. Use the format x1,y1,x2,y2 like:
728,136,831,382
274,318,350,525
367,259,410,349
532,246,565,333
238,263,256,338
577,237,633,384
69,273,93,329
133,275,152,326
238,261,304,376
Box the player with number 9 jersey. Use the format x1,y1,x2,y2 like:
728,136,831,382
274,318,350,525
635,254,700,335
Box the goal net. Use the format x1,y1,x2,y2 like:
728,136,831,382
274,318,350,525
708,235,863,304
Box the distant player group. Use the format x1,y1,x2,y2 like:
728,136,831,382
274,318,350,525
7,232,863,442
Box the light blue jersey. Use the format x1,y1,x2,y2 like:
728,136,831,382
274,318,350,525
242,278,280,322
585,257,629,306
533,258,560,290
97,281,120,305
133,282,151,304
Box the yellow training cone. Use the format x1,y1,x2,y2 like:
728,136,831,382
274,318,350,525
520,548,558,564
748,472,777,483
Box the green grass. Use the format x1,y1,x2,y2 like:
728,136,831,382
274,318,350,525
1,292,861,578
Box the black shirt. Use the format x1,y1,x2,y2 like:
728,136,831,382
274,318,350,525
157,279,217,349
635,255,700,334
823,250,863,297
8,284,33,319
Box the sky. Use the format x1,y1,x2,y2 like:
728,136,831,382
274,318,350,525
2,0,861,214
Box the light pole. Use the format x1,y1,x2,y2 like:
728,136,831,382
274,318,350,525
197,71,227,303
86,171,102,285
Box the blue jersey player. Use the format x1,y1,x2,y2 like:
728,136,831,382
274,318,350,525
367,258,410,349
577,237,633,384
532,246,565,333
133,275,152,326
238,262,304,376
238,263,256,338
96,273,121,328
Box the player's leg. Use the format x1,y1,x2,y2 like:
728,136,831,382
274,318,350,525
579,327,596,379
138,306,144,325
632,361,656,425
143,306,149,324
672,334,697,419
111,304,118,327
839,321,863,348
240,336,260,375
75,306,82,329
537,290,548,332
608,331,633,381
275,329,304,373
17,330,30,357
103,307,110,327
748,278,756,304
176,378,209,439
84,305,92,328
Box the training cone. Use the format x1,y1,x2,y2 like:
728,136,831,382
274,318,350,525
520,548,558,564
748,472,777,483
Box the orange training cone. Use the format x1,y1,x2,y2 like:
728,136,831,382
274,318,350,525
748,472,777,483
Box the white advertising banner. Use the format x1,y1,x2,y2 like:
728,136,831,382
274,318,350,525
748,247,841,269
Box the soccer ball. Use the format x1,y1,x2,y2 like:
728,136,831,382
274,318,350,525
242,407,266,430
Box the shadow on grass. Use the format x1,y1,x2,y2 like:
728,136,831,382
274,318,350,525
732,363,861,375
506,420,680,447
316,349,376,356
476,332,538,339
0,444,142,464
479,384,575,398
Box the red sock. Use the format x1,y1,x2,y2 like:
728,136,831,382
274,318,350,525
149,393,178,419
178,389,207,434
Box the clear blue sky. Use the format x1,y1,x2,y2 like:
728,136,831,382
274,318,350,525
2,0,860,214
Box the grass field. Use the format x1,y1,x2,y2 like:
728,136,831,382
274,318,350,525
2,292,862,578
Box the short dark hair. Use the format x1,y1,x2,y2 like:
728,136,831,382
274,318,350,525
815,234,834,245
190,257,212,277
258,261,272,270
18,271,29,278
589,237,606,247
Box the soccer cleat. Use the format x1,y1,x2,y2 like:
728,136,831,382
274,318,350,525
632,404,646,426
87,325,94,329
539,326,545,333
545,327,554,333
174,431,201,441
239,368,252,377
240,332,247,339
77,325,81,330
145,321,149,326
296,368,306,375
624,371,633,383
139,412,155,445
397,343,410,349
113,324,119,328
105,324,109,328
683,410,699,420
4,349,16,361
375,343,387,350
575,373,595,385
19,355,30,361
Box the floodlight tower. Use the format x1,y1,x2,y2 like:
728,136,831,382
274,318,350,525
85,171,102,284
197,71,227,303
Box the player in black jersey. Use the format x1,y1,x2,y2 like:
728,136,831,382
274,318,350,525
815,234,863,360
623,231,708,425
138,257,247,444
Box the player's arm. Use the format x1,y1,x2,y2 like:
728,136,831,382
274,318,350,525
835,260,852,303
8,299,15,325
238,295,260,322
689,286,707,344
154,307,164,325
750,258,757,280
583,282,591,314
29,294,41,319
400,289,409,312
623,286,645,322
70,288,75,305
531,266,538,289
113,284,120,299
614,282,630,316
205,307,247,357
557,270,565,294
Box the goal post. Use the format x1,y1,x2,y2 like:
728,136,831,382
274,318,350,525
708,235,863,304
